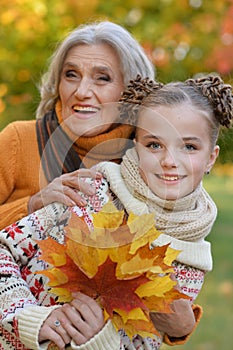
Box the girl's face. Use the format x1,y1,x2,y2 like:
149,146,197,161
59,43,124,137
135,102,219,200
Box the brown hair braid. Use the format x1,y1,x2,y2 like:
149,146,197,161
119,74,163,124
185,75,233,128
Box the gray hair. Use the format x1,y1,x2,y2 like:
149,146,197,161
36,21,155,118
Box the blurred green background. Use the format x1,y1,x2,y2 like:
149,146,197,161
1,0,233,349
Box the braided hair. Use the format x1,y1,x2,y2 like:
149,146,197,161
119,74,233,147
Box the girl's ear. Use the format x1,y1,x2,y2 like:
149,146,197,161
133,138,136,145
205,145,220,173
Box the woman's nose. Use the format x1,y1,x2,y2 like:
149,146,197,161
74,79,93,99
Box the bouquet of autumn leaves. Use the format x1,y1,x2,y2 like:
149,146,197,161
37,201,189,339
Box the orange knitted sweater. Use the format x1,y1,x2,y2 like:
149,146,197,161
0,115,134,230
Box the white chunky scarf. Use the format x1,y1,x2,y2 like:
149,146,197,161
98,148,217,243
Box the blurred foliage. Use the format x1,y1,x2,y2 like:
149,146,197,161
0,0,233,161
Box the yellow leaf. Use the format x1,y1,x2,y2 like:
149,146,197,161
66,239,108,277
120,255,163,277
112,312,158,339
136,275,176,298
50,287,72,303
164,246,181,265
92,201,125,229
129,226,161,255
114,307,148,322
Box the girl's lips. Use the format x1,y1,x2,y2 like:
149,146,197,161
157,174,186,181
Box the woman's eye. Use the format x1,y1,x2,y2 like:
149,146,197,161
65,70,78,78
96,74,111,82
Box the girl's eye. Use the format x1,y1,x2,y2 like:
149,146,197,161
147,142,161,150
185,144,197,151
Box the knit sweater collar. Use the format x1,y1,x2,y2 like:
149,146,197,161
56,101,134,167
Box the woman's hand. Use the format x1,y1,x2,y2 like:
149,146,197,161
39,293,104,349
150,299,196,338
28,169,102,213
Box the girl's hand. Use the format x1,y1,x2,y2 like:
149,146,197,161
38,308,72,350
61,292,105,346
28,169,102,213
150,299,196,337
38,293,104,349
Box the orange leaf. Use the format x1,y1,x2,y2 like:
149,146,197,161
143,289,191,313
36,237,66,266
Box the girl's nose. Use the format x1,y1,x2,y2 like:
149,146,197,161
160,150,177,168
74,79,93,99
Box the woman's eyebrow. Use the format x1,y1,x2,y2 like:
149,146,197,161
63,62,112,71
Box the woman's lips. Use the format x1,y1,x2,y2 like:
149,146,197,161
72,105,100,113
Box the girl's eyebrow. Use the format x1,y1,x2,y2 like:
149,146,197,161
182,137,202,144
139,134,161,140
138,134,203,145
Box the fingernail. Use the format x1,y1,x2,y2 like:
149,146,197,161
67,200,76,206
79,198,87,205
87,187,96,195
96,172,102,178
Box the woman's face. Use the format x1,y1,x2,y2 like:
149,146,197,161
135,103,219,200
59,43,125,137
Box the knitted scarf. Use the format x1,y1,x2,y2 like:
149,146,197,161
36,101,134,182
98,148,217,242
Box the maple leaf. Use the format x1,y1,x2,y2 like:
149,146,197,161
50,255,149,317
66,210,134,249
143,289,191,313
119,244,174,278
37,200,188,340
136,274,177,299
37,237,66,266
92,200,125,230
112,307,159,339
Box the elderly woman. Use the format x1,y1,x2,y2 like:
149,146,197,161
0,21,200,350
0,20,154,230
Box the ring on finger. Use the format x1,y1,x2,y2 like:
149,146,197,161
54,320,61,327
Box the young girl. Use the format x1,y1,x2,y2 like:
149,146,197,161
0,75,232,350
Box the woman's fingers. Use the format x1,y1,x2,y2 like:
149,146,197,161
60,169,102,195
28,169,103,212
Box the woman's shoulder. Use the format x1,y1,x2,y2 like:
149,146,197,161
1,119,36,134
7,119,36,131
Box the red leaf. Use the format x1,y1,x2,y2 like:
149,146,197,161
58,256,150,317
